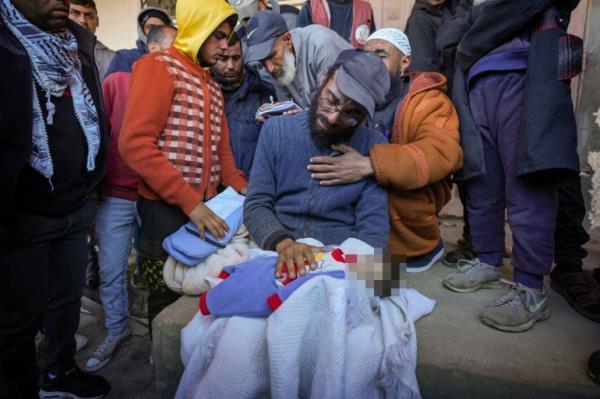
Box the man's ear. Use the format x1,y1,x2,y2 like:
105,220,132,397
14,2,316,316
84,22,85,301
401,55,412,76
283,31,293,50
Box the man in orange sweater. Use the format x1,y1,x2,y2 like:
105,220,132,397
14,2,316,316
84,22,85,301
119,0,247,328
308,28,462,272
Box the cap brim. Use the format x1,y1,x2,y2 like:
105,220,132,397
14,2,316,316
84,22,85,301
336,67,375,119
245,38,276,64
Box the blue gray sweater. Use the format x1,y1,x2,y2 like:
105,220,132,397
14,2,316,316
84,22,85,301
244,111,389,250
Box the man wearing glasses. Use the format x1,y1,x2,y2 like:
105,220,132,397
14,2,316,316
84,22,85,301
244,50,390,279
307,28,463,273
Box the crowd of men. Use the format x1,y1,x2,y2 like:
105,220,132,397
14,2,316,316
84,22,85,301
0,0,597,398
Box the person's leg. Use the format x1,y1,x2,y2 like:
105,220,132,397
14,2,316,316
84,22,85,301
466,77,506,268
95,196,136,335
479,71,553,332
82,197,136,372
497,74,557,290
0,214,54,398
136,198,187,334
443,75,506,293
44,199,98,377
552,174,589,279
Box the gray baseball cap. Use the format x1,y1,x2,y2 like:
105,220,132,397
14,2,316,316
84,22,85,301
334,50,391,119
245,11,288,64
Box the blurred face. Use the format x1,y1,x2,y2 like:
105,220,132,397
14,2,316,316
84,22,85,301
147,27,177,53
262,33,294,83
142,16,166,36
198,20,233,66
365,39,411,79
213,41,243,84
13,0,70,33
309,71,367,146
69,3,98,33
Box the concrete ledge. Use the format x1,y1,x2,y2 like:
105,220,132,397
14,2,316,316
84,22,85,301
152,295,198,399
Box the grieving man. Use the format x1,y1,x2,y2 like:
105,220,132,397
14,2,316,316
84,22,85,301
244,49,390,278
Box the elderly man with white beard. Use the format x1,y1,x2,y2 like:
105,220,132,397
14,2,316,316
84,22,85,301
245,10,351,108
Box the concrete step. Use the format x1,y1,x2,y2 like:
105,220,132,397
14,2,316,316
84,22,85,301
410,261,600,399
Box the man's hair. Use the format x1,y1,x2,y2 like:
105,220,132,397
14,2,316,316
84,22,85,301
70,0,97,12
228,30,241,47
147,25,177,46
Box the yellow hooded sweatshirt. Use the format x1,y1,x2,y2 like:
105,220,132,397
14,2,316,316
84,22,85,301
119,0,247,215
173,0,237,64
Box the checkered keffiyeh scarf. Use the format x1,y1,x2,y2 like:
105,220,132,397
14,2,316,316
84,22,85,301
0,0,100,181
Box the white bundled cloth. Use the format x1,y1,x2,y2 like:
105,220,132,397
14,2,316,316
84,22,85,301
176,277,435,399
163,225,262,295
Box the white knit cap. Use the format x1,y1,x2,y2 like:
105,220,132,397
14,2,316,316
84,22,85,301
366,28,412,56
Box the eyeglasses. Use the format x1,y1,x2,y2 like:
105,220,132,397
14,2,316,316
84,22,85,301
317,97,362,126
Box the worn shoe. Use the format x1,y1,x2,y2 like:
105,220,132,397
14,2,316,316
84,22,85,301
406,241,444,273
480,280,550,332
39,367,110,399
441,238,475,268
589,351,600,384
443,258,504,293
83,326,132,373
75,334,88,352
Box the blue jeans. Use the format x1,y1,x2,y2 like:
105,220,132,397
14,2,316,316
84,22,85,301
0,198,97,398
95,196,138,335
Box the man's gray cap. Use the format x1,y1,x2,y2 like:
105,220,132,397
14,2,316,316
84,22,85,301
245,11,288,64
334,50,391,119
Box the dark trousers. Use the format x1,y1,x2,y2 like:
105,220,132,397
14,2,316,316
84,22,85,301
554,174,589,271
466,72,557,288
0,199,97,398
136,198,187,333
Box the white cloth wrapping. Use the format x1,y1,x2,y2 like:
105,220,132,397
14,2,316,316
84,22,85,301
175,276,435,399
163,225,265,295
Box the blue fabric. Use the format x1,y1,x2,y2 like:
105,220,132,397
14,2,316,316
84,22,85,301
224,67,275,176
467,48,529,89
244,111,390,250
204,256,343,317
466,72,557,288
104,46,145,77
95,197,137,335
163,188,245,265
0,0,100,181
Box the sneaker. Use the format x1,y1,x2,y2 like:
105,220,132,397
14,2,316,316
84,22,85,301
39,367,110,399
480,280,550,332
443,258,504,293
406,241,444,273
589,351,600,384
75,334,88,352
441,238,475,268
83,326,132,373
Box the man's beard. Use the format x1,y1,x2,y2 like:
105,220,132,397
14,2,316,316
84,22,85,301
309,93,357,148
276,50,296,86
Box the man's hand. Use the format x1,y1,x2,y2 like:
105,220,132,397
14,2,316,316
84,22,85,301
307,144,374,185
188,202,229,240
239,186,248,195
275,238,323,280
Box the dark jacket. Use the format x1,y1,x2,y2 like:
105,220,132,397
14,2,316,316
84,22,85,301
220,66,276,177
0,19,109,237
405,0,445,72
442,0,581,181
